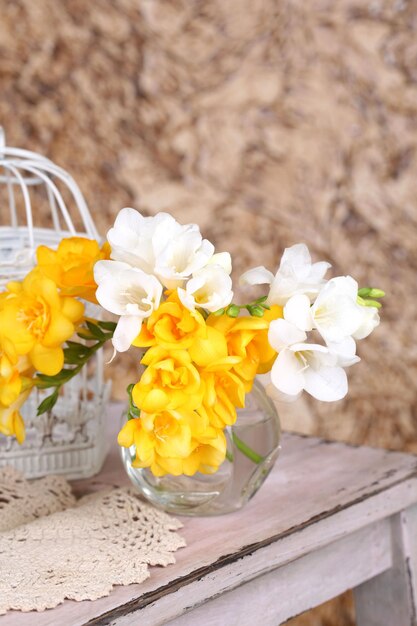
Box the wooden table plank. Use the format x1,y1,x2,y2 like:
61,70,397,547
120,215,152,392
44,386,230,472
2,403,417,626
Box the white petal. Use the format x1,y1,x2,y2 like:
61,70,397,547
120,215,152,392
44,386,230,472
113,316,143,352
94,260,131,285
303,364,348,402
280,243,312,270
290,342,330,354
268,319,307,352
352,307,380,340
208,252,232,274
284,294,313,331
329,275,359,300
309,261,332,282
177,287,197,312
327,337,360,368
96,281,127,316
113,207,145,231
270,349,305,397
239,266,274,286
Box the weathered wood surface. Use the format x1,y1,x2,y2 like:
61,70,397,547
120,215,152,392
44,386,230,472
2,403,417,626
354,505,417,626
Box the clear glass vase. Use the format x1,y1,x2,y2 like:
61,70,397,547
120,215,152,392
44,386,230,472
120,379,281,516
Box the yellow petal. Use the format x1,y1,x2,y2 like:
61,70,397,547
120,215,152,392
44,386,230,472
140,388,169,413
29,344,64,376
0,372,21,407
61,297,85,324
117,419,139,447
13,411,26,444
42,313,74,347
188,326,228,367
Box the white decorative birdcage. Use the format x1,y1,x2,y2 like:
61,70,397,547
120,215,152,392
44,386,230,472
0,128,111,479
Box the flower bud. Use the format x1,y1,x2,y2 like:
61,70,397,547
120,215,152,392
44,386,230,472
226,304,240,318
247,304,265,317
368,288,385,298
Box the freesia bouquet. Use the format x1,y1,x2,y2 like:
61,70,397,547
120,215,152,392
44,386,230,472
0,208,383,477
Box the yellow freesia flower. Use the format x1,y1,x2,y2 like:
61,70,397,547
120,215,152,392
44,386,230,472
0,270,84,376
118,410,227,477
118,410,195,476
132,346,203,413
133,290,207,351
207,305,283,390
36,237,110,303
181,427,227,476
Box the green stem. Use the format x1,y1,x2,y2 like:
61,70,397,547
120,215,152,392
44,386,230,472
226,449,234,463
231,432,264,464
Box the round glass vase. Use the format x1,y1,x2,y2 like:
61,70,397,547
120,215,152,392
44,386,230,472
120,379,281,516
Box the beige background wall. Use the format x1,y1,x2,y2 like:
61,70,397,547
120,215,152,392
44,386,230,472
0,2,416,623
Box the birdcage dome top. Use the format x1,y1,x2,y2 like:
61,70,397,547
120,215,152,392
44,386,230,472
0,127,99,284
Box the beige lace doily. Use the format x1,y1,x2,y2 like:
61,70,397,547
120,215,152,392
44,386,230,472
0,466,76,533
0,472,185,614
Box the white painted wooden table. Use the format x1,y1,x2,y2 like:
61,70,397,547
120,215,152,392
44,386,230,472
3,403,417,626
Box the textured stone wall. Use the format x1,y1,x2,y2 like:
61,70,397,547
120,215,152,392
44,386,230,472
0,2,416,622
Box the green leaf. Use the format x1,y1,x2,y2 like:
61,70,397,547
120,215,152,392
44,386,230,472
38,369,74,387
66,340,89,351
128,406,140,419
37,390,59,416
36,373,61,385
97,320,117,332
63,342,90,364
86,321,106,339
63,348,88,365
126,383,140,419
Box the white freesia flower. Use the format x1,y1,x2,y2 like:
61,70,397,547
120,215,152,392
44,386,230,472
107,207,215,289
154,227,214,289
94,260,162,353
108,208,178,274
240,243,330,306
178,264,233,313
268,319,349,402
283,276,380,344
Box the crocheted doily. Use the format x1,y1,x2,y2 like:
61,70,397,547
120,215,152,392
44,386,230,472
0,474,185,614
0,466,76,533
